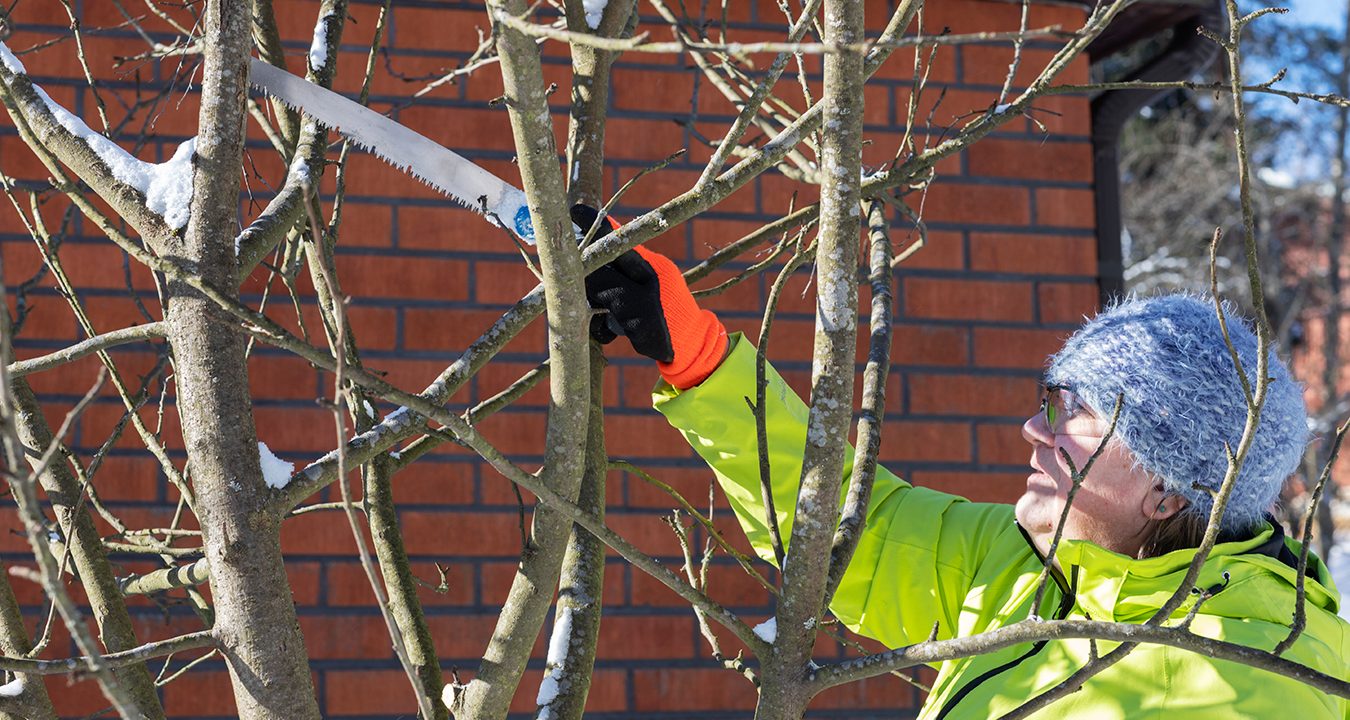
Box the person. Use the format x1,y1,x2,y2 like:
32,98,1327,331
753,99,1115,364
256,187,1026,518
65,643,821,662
576,206,1350,719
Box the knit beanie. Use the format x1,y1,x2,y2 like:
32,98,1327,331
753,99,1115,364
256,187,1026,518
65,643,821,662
1044,294,1309,534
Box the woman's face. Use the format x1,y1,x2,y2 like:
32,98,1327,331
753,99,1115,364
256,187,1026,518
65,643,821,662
1015,389,1175,558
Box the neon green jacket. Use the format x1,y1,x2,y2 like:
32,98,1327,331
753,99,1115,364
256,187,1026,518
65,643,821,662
654,334,1350,719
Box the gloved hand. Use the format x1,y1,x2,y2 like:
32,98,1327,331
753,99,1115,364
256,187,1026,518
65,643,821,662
572,204,728,389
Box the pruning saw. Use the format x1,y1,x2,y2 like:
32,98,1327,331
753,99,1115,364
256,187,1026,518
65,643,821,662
248,58,541,244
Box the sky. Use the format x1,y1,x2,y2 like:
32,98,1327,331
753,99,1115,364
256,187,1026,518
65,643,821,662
1286,0,1343,28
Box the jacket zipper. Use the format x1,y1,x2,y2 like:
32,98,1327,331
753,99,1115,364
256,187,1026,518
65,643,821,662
932,525,1078,720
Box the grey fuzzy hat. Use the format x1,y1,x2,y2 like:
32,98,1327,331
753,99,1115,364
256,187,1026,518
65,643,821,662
1044,294,1309,534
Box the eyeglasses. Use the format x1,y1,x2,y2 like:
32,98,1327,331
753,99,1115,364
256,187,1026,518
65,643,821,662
1040,384,1092,435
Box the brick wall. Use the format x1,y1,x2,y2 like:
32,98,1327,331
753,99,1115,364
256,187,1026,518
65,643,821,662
0,0,1097,716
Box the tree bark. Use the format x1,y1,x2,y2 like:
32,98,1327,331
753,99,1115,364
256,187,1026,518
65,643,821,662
0,557,55,720
164,2,320,717
536,345,608,719
11,379,165,719
756,0,866,717
447,1,593,716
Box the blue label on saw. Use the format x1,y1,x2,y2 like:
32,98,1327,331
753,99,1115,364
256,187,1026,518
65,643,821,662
513,205,535,243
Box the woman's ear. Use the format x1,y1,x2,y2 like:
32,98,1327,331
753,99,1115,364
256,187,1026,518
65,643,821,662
1141,483,1187,520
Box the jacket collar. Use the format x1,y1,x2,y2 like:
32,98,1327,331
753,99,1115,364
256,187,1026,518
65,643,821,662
1046,519,1339,623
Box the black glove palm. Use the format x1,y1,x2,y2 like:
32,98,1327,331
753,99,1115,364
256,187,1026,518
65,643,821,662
572,204,676,364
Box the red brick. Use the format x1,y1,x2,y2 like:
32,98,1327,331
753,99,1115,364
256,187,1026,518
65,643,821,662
361,356,462,393
462,61,573,104
691,267,773,317
287,561,322,605
249,354,320,400
910,470,1025,505
390,5,486,54
325,668,420,715
49,242,156,291
970,232,1095,276
758,171,820,215
333,255,469,301
633,668,758,712
961,45,1090,87
333,150,444,201
606,413,701,458
160,670,238,717
597,615,696,659
475,410,548,459
604,512,687,559
619,167,755,215
84,456,161,501
328,559,475,606
624,465,716,509
879,420,971,463
332,202,394,248
978,421,1032,466
972,326,1070,368
10,301,82,346
1037,281,1098,323
406,307,546,355
921,181,1031,226
904,277,1032,322
472,259,548,305
612,67,695,113
1029,3,1088,29
893,323,969,366
398,203,519,254
437,610,540,659
870,37,957,84
1035,187,1095,228
400,510,533,557
281,507,370,555
968,139,1092,181
605,116,690,162
864,82,893,126
908,372,1039,417
81,297,162,340
1026,95,1091,137
301,613,401,658
896,87,1005,131
813,671,914,708
390,460,477,505
254,405,335,453
79,401,184,451
631,561,772,608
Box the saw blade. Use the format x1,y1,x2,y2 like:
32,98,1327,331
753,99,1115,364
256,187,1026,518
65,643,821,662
248,58,535,244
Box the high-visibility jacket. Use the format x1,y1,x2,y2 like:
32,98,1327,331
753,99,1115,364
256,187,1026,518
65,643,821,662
653,334,1350,719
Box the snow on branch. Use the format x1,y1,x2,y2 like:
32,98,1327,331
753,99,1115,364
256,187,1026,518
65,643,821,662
0,42,194,240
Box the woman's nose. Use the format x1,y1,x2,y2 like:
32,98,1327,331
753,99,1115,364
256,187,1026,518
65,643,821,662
1022,412,1054,446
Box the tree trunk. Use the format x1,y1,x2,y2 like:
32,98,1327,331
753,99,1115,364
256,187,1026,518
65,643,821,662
11,379,164,718
164,2,320,717
755,0,866,716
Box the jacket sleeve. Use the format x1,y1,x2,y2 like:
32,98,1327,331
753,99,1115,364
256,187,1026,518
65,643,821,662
653,333,1014,648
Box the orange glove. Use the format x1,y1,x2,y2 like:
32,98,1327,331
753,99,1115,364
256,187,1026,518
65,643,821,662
573,205,728,389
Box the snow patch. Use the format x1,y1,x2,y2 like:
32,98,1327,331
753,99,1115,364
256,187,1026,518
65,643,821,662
536,607,576,714
0,44,25,74
309,15,333,71
0,677,23,698
582,0,609,29
362,400,375,418
15,56,198,230
258,441,295,489
753,616,777,643
1258,166,1296,189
